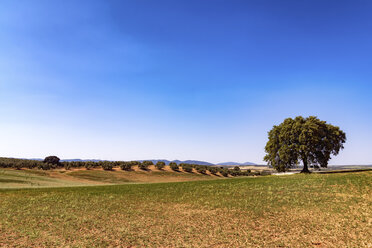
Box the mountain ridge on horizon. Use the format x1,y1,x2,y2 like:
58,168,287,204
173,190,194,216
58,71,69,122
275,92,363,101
20,158,258,166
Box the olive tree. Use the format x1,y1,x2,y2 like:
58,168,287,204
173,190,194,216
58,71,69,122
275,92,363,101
155,161,165,170
169,162,179,171
264,116,346,173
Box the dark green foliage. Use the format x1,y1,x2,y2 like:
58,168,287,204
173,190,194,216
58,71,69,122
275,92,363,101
181,163,193,173
195,165,207,174
64,162,72,170
14,162,23,170
155,161,165,170
233,166,241,172
229,170,238,176
38,163,52,170
43,156,60,166
120,162,133,171
207,166,218,175
169,162,179,171
264,116,346,173
143,161,154,166
252,171,261,176
101,161,113,171
85,162,94,170
28,161,39,169
130,161,140,167
220,169,229,177
260,170,272,176
138,161,152,170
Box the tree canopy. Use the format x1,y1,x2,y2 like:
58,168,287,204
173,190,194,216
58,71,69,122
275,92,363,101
43,156,60,165
264,116,346,173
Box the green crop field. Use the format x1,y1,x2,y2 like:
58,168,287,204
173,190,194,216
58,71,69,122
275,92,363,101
0,171,371,247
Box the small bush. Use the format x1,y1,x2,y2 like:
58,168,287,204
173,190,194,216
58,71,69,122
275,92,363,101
195,165,207,174
101,162,113,171
220,169,229,177
260,170,272,176
38,163,51,170
64,163,72,170
207,166,218,175
233,166,241,172
85,162,94,170
252,171,261,176
120,162,132,171
169,162,179,171
14,162,23,170
139,161,153,170
155,161,165,170
181,163,193,173
130,161,140,167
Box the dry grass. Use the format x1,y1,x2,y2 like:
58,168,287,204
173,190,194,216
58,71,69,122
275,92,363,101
0,166,221,189
0,171,371,247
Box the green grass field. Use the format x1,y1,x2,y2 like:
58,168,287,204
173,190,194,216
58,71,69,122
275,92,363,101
0,170,371,247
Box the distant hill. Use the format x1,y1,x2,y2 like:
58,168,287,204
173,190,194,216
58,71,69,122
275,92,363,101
216,162,241,166
141,160,215,166
61,159,105,162
18,157,258,166
216,161,257,166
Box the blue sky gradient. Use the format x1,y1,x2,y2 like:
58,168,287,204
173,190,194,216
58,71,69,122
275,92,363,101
1,0,372,164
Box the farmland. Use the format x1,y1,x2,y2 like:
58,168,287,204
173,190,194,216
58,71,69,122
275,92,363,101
0,170,371,247
0,166,222,189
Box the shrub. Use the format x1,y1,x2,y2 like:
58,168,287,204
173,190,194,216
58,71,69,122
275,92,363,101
233,166,241,172
64,162,72,170
101,162,113,171
195,165,207,174
120,162,132,171
169,162,179,171
85,162,94,170
207,166,218,175
242,170,252,176
252,171,261,176
27,161,39,169
143,161,154,166
155,161,165,170
260,170,272,176
139,161,153,170
14,161,23,170
38,163,51,170
220,169,229,177
229,170,238,176
181,163,193,173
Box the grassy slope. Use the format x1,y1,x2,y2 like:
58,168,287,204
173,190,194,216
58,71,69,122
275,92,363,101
0,169,91,188
0,171,371,247
0,166,221,188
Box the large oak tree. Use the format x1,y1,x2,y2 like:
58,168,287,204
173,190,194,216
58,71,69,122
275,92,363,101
264,116,346,173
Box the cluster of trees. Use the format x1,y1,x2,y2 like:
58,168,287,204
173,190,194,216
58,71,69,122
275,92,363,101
0,157,44,170
0,157,257,177
264,116,346,173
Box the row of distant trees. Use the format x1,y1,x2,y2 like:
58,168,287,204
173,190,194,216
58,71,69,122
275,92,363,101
0,156,258,177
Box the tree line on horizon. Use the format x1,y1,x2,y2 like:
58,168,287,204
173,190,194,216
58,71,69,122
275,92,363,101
0,156,257,177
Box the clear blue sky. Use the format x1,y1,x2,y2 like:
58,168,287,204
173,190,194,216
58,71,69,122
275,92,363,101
1,0,371,164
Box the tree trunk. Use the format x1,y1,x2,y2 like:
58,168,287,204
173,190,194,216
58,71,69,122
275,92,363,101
301,158,311,173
